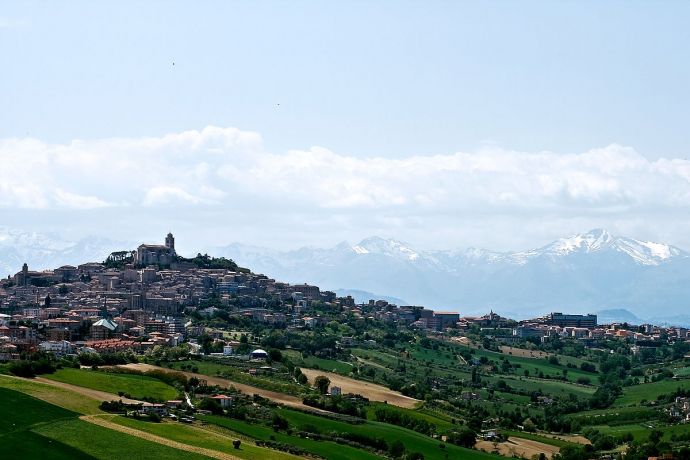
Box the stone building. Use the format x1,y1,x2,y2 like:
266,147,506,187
134,233,176,266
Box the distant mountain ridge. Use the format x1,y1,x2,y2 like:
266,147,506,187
0,227,131,277
212,229,690,320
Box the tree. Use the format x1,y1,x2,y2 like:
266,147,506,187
268,348,282,362
649,429,663,445
389,439,405,458
448,427,477,448
272,413,289,430
314,375,330,394
523,418,536,432
232,440,241,449
197,397,223,415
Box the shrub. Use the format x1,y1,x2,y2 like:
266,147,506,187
197,397,223,415
99,400,129,413
8,361,35,378
8,359,56,378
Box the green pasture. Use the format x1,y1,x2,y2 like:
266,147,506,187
113,416,300,460
44,368,179,402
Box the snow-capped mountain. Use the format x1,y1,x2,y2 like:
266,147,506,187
214,229,690,319
0,227,131,276
352,236,421,261
514,228,682,265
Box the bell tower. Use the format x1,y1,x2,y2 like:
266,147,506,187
165,232,175,255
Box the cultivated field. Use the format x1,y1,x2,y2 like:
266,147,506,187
614,378,690,406
300,368,421,409
0,374,105,413
0,387,209,460
200,414,383,460
44,368,179,402
111,416,300,460
476,436,560,459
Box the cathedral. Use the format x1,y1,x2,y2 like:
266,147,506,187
134,233,176,266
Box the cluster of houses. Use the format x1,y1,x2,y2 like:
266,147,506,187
668,397,690,422
0,234,342,359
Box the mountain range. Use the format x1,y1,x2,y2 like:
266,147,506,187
0,227,130,278
3,226,690,324
211,229,690,322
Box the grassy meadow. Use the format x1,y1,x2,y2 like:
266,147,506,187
44,368,179,401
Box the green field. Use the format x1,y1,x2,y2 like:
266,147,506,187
276,408,501,460
353,348,401,368
673,366,690,377
34,419,209,460
0,388,207,460
568,405,657,420
441,343,599,384
44,368,179,402
200,414,384,460
614,379,690,406
592,422,690,442
112,416,300,460
0,387,81,433
283,349,355,374
0,374,103,414
366,401,456,431
487,374,596,399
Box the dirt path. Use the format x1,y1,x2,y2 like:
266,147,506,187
33,376,143,405
118,363,318,412
80,415,240,460
476,436,560,459
300,368,420,409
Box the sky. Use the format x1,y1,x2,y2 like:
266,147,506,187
2,1,690,253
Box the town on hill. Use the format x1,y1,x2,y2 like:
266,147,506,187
2,234,690,460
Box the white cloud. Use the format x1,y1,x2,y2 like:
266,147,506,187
2,126,690,249
54,189,110,209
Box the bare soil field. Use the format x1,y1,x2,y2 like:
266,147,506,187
300,368,420,409
476,436,559,459
540,433,591,445
498,345,554,359
450,336,474,346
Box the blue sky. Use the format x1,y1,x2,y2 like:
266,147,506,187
3,1,690,157
2,1,690,251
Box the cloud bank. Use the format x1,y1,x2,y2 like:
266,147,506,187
2,126,690,250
